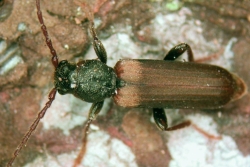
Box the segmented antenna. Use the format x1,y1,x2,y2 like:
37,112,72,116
36,0,58,68
7,88,57,167
7,0,59,166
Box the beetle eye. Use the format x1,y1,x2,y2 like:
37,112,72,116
58,88,67,95
58,64,70,76
58,60,68,67
62,66,69,74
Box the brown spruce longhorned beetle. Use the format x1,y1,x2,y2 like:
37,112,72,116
7,0,247,166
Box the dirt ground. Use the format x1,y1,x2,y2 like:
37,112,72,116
0,0,250,167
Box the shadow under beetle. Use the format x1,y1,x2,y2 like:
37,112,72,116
7,0,247,166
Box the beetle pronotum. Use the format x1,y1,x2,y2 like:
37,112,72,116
7,0,247,166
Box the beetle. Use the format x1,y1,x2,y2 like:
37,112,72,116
7,0,247,166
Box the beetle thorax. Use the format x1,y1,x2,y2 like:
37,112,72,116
55,60,117,103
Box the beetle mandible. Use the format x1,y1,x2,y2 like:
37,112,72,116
7,0,247,166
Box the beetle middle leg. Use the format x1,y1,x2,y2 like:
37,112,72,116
164,43,194,61
153,43,194,131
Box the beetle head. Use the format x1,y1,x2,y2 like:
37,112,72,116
54,60,76,95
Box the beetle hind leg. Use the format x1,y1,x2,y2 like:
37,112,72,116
152,43,194,131
164,43,194,62
153,108,191,131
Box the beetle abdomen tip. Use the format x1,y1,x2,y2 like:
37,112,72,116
230,73,247,101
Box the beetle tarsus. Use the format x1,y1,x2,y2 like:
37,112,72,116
164,120,191,131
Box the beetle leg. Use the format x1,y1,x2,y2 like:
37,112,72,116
90,24,107,64
152,43,195,131
164,43,194,62
73,101,104,167
88,101,104,120
153,108,191,131
153,108,167,130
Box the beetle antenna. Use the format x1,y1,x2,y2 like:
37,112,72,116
36,0,58,68
7,1,59,166
7,88,57,167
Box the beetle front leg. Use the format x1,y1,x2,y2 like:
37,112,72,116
164,43,194,62
88,101,104,120
73,101,104,167
90,24,107,64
